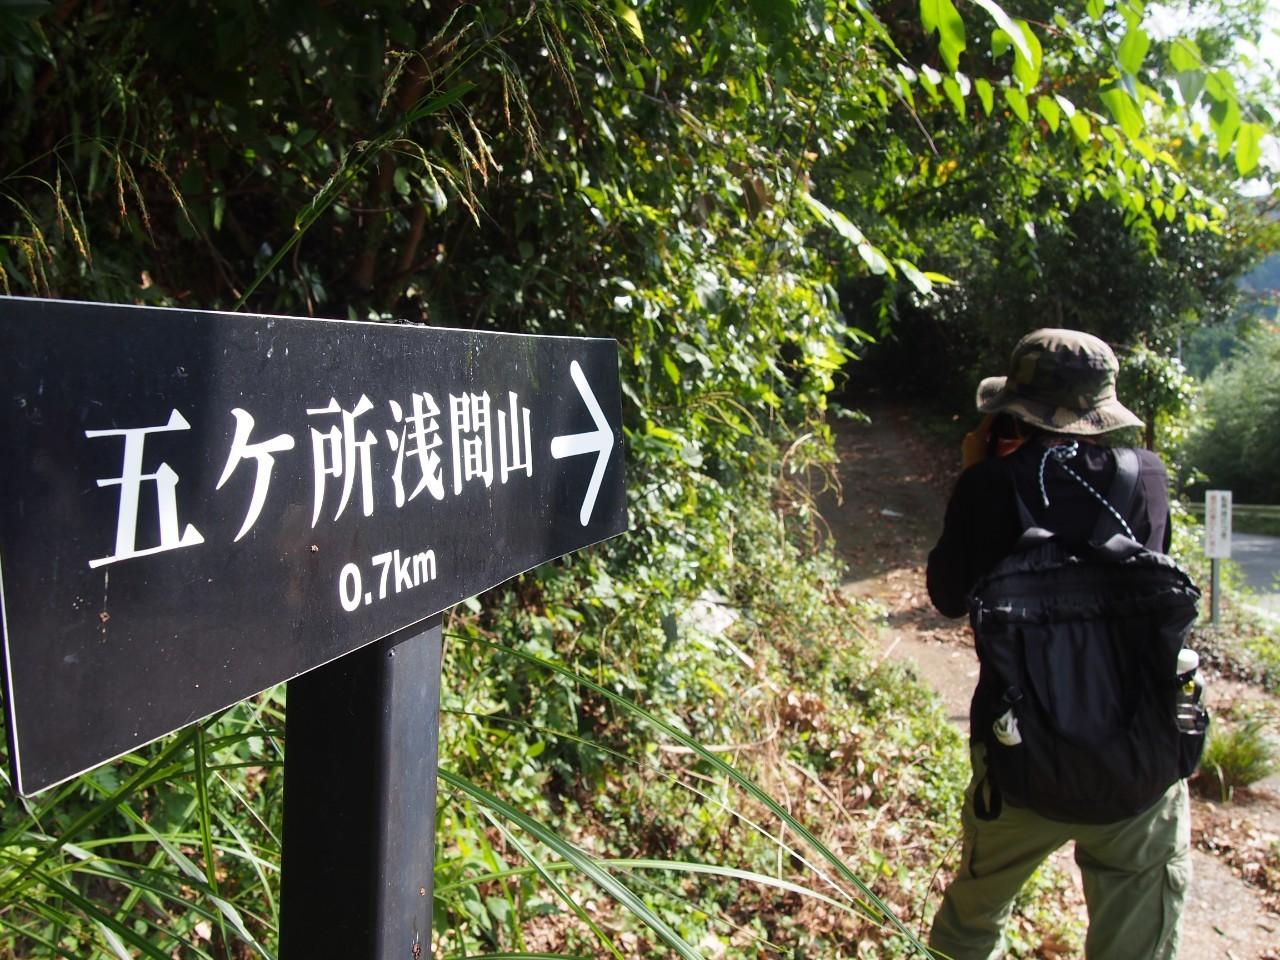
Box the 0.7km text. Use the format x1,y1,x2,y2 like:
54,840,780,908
338,547,438,613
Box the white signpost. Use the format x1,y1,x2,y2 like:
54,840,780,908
1204,490,1232,626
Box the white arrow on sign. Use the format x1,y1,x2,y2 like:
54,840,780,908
551,360,614,526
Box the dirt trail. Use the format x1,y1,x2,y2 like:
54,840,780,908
824,404,1280,960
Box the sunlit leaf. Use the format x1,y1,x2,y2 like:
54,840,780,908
661,353,681,385
920,63,942,100
896,259,933,294
1204,69,1238,103
1069,111,1092,143
972,0,1031,63
858,241,892,275
943,76,967,118
800,192,865,244
1169,37,1201,73
975,77,994,115
1235,122,1263,176
615,2,644,42
1003,86,1030,124
1176,70,1205,107
1100,87,1143,139
1211,96,1241,158
1011,20,1042,91
920,0,965,72
1036,95,1060,132
1117,25,1150,75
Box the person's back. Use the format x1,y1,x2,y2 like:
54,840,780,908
926,329,1194,960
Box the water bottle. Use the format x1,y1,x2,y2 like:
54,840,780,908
993,708,1023,746
1174,648,1205,734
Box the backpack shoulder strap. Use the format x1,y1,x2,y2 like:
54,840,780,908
1091,448,1140,542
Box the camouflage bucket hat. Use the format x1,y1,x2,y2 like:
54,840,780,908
975,328,1143,435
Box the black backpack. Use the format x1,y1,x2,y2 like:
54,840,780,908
967,447,1207,824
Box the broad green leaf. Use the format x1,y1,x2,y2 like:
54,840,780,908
858,241,892,275
1086,0,1105,20
1235,122,1263,176
943,75,967,118
920,0,966,72
1169,37,1201,73
1210,96,1241,158
972,0,1031,64
1100,87,1143,138
1069,111,1092,143
800,192,866,245
1176,70,1205,107
661,353,681,385
392,166,411,198
1117,25,1150,75
614,2,643,42
992,28,1010,59
1204,69,1237,103
975,77,994,115
1012,20,1042,91
895,72,916,108
404,81,478,124
896,259,933,294
1053,93,1076,118
1036,94,1061,132
1003,86,1030,123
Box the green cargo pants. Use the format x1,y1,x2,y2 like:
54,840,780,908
928,746,1191,960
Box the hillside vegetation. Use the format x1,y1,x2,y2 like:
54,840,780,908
0,1,1276,957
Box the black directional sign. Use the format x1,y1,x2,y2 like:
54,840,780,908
0,296,627,795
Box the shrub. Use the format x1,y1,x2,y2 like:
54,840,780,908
1193,714,1280,801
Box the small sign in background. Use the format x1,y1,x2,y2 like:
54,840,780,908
1204,489,1233,559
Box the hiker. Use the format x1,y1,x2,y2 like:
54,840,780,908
925,329,1191,960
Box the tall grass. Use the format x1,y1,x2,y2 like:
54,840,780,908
0,633,942,958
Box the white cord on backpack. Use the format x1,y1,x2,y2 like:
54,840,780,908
1037,441,1138,541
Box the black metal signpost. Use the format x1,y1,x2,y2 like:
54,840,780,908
0,296,627,957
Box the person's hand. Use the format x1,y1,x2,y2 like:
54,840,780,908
961,414,995,470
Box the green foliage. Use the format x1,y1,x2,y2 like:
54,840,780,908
1117,341,1197,464
1185,326,1280,501
0,698,283,958
0,0,1275,955
1194,712,1280,801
